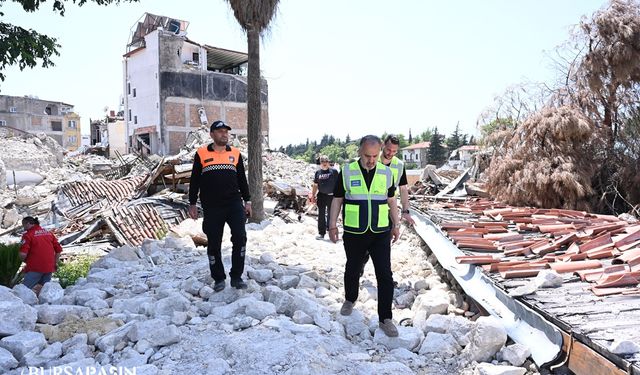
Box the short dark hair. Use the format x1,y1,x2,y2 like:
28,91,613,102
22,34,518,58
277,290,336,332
359,135,382,147
385,135,400,145
22,216,39,226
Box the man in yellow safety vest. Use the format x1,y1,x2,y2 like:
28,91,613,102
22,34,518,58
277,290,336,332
328,135,401,337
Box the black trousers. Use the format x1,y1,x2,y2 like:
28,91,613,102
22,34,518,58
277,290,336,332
316,193,333,236
343,230,393,321
202,200,247,282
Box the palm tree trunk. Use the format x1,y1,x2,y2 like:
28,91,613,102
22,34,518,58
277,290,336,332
246,27,264,222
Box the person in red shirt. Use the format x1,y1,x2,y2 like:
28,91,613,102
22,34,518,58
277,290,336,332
19,216,62,289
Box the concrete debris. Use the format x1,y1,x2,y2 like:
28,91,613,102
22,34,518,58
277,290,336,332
0,131,535,374
0,214,535,374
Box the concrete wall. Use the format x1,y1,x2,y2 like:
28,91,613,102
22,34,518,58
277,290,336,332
0,95,76,148
123,30,161,148
108,120,127,157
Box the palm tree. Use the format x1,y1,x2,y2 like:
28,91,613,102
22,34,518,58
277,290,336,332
225,0,279,223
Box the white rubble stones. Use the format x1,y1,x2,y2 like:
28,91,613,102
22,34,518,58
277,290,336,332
38,281,64,304
292,310,314,325
534,270,563,288
11,284,38,305
496,343,531,366
245,301,277,320
248,269,273,283
0,331,47,362
278,275,300,289
107,245,141,262
373,326,424,352
2,207,20,228
181,277,204,296
0,287,37,336
154,294,190,318
462,316,508,363
23,341,63,367
0,346,18,372
35,305,93,325
259,252,276,264
610,339,640,355
418,332,461,357
127,320,180,347
411,289,450,332
473,362,527,375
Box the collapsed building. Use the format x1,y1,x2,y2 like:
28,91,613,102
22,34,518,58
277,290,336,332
122,13,270,156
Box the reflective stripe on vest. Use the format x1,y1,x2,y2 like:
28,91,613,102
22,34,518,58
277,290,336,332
385,156,404,194
196,145,240,174
342,160,392,234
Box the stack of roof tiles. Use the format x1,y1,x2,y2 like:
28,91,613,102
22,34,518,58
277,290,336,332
422,199,640,296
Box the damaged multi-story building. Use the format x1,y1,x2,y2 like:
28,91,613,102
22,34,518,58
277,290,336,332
122,13,269,156
0,94,82,151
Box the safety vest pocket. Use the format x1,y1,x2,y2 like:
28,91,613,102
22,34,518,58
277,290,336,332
344,204,360,229
377,204,389,228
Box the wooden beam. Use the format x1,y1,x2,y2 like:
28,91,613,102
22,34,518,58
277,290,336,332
559,331,628,375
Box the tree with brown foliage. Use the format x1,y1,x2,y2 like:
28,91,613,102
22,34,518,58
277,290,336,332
487,106,603,209
486,0,640,214
225,0,279,222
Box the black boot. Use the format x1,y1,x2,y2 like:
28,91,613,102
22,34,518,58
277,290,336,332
230,278,247,289
213,280,225,292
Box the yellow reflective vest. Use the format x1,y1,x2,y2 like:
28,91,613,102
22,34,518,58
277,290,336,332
382,155,404,196
342,160,393,234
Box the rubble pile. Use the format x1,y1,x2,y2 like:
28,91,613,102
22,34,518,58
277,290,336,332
0,218,536,375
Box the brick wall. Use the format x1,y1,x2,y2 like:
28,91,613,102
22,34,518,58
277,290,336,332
168,131,187,154
165,102,185,126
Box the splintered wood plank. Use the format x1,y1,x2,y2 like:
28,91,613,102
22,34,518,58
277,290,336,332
560,331,628,375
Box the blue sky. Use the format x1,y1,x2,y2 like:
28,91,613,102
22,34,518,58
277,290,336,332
1,0,607,148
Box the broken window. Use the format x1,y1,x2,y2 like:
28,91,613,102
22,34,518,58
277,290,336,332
192,52,199,63
45,104,58,116
68,120,77,129
51,121,62,131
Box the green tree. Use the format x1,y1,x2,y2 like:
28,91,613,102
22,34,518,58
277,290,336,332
226,0,279,222
319,144,346,164
0,0,139,83
446,122,463,152
345,144,358,161
419,129,434,144
427,127,447,167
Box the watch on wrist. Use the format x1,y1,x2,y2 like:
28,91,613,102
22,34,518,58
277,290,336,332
401,209,410,214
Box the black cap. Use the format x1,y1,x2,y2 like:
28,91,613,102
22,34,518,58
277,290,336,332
210,120,231,131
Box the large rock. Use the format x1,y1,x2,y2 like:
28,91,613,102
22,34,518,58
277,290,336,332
38,282,64,305
462,316,507,363
2,208,20,228
248,269,273,283
278,275,300,289
72,288,108,305
24,341,63,367
245,301,277,320
373,326,424,352
264,287,295,315
418,332,461,358
474,363,526,375
112,296,154,314
411,290,450,332
108,245,141,262
181,277,204,296
336,310,369,338
153,294,190,318
0,291,37,336
128,320,180,347
36,305,93,325
0,331,47,361
12,284,38,305
94,322,134,353
0,347,18,372
534,270,563,288
497,343,531,366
